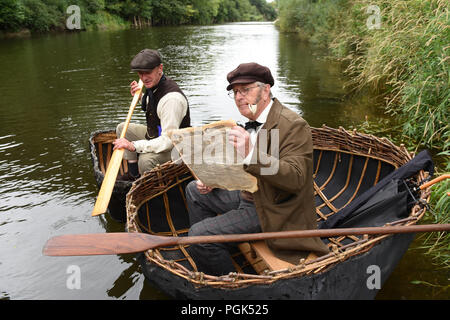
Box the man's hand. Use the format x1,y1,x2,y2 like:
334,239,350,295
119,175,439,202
130,80,140,96
113,138,136,152
228,125,252,158
196,180,213,195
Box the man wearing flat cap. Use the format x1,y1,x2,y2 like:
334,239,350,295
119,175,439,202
113,49,190,180
185,62,329,276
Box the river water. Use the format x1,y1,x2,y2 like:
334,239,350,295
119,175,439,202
0,22,446,300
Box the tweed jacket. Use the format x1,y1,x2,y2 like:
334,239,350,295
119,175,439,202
244,98,330,263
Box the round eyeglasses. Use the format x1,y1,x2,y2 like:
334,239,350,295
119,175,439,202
227,85,259,99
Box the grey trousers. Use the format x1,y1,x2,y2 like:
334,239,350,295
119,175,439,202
185,180,261,276
116,122,171,174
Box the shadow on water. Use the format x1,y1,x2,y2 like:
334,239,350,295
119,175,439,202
0,23,446,300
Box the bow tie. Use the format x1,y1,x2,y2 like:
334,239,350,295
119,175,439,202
244,121,263,131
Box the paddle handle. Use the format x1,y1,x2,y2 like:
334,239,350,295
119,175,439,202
176,223,450,247
43,223,450,256
118,80,144,139
419,174,449,190
91,80,144,216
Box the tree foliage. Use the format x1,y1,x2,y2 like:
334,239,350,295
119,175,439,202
0,0,25,31
0,0,278,32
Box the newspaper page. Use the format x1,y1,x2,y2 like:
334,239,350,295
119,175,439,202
168,120,258,192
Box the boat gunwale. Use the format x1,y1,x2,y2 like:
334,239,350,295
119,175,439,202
89,129,133,191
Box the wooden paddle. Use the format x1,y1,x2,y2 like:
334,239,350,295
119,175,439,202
418,174,449,190
92,79,144,216
418,174,450,196
43,223,450,256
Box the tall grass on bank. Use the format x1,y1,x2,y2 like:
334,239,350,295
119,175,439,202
421,169,449,269
278,0,449,152
334,0,448,152
277,0,449,267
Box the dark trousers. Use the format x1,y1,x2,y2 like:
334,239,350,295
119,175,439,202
185,181,261,276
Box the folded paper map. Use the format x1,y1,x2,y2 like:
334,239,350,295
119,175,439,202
168,120,258,193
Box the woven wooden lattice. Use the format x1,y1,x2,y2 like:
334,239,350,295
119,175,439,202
125,125,430,288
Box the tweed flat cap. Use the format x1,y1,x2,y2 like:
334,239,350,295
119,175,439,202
130,49,162,72
226,62,274,91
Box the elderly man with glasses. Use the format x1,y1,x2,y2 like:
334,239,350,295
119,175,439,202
185,63,329,276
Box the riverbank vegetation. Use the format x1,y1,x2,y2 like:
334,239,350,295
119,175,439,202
0,0,277,34
277,0,449,268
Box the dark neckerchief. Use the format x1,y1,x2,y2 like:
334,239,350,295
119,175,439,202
141,74,166,112
244,120,263,131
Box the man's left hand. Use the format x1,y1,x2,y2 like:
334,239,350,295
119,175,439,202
228,126,252,158
113,138,136,152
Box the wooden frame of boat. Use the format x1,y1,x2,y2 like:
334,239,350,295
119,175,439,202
89,129,133,222
122,126,430,299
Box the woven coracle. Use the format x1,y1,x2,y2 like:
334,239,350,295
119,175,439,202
126,125,431,292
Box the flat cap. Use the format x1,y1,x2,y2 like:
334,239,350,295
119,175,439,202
226,62,274,91
130,49,162,72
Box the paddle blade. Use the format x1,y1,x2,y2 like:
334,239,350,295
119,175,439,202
43,233,157,256
92,148,125,216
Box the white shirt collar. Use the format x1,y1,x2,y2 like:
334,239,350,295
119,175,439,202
243,99,274,164
254,99,273,124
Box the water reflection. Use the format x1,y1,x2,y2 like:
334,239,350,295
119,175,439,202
277,33,387,128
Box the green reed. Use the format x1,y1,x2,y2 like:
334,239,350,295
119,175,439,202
277,0,449,267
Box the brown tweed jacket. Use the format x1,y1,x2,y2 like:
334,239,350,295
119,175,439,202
244,98,330,263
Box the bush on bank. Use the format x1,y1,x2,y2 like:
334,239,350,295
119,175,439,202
0,0,277,33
